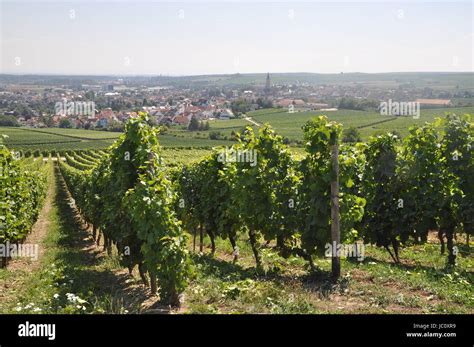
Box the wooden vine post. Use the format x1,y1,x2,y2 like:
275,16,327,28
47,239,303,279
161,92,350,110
330,130,341,279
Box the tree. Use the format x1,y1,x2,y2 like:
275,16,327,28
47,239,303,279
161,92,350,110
188,117,200,131
231,99,251,115
209,131,221,140
59,118,73,128
0,115,19,127
342,127,361,143
85,91,95,100
256,98,273,109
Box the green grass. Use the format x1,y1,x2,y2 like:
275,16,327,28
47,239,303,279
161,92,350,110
184,233,473,314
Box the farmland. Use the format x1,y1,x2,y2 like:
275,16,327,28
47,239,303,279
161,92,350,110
0,127,120,152
0,126,234,152
247,106,474,141
2,106,473,153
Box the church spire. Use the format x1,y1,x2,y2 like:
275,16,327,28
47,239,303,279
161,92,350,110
265,73,271,94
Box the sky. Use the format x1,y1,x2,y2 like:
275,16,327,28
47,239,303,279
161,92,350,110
0,0,472,75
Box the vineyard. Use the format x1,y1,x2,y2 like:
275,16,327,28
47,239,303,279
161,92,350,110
0,143,49,267
0,112,472,313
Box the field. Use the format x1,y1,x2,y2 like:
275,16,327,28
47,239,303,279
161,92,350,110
0,126,234,152
0,127,120,152
2,106,473,153
161,147,213,166
158,106,474,145
247,106,474,141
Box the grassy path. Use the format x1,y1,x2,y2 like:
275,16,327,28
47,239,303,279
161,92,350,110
0,163,154,314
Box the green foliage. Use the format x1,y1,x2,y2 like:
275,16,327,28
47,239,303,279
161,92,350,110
248,106,474,142
59,114,191,305
0,115,19,127
64,152,96,171
256,98,273,109
441,114,474,237
338,144,366,242
58,112,473,292
231,98,252,115
230,125,301,266
0,144,48,245
209,131,223,140
175,124,302,268
400,123,446,241
342,126,362,143
339,97,379,111
188,117,200,131
360,133,401,250
298,116,342,256
59,119,73,129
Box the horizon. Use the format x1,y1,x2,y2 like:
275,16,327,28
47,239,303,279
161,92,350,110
1,71,473,78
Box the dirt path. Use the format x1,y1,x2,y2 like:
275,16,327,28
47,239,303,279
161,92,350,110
244,116,261,127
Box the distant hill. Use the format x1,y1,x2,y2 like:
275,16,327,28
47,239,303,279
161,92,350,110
1,72,473,90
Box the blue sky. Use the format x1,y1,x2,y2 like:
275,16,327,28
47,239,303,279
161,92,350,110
0,1,472,75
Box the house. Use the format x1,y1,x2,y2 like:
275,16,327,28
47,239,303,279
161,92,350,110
202,110,214,119
308,102,330,110
185,105,201,114
98,108,115,119
96,108,118,127
219,109,234,120
173,115,190,125
97,118,108,127
276,99,306,108
159,116,174,125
